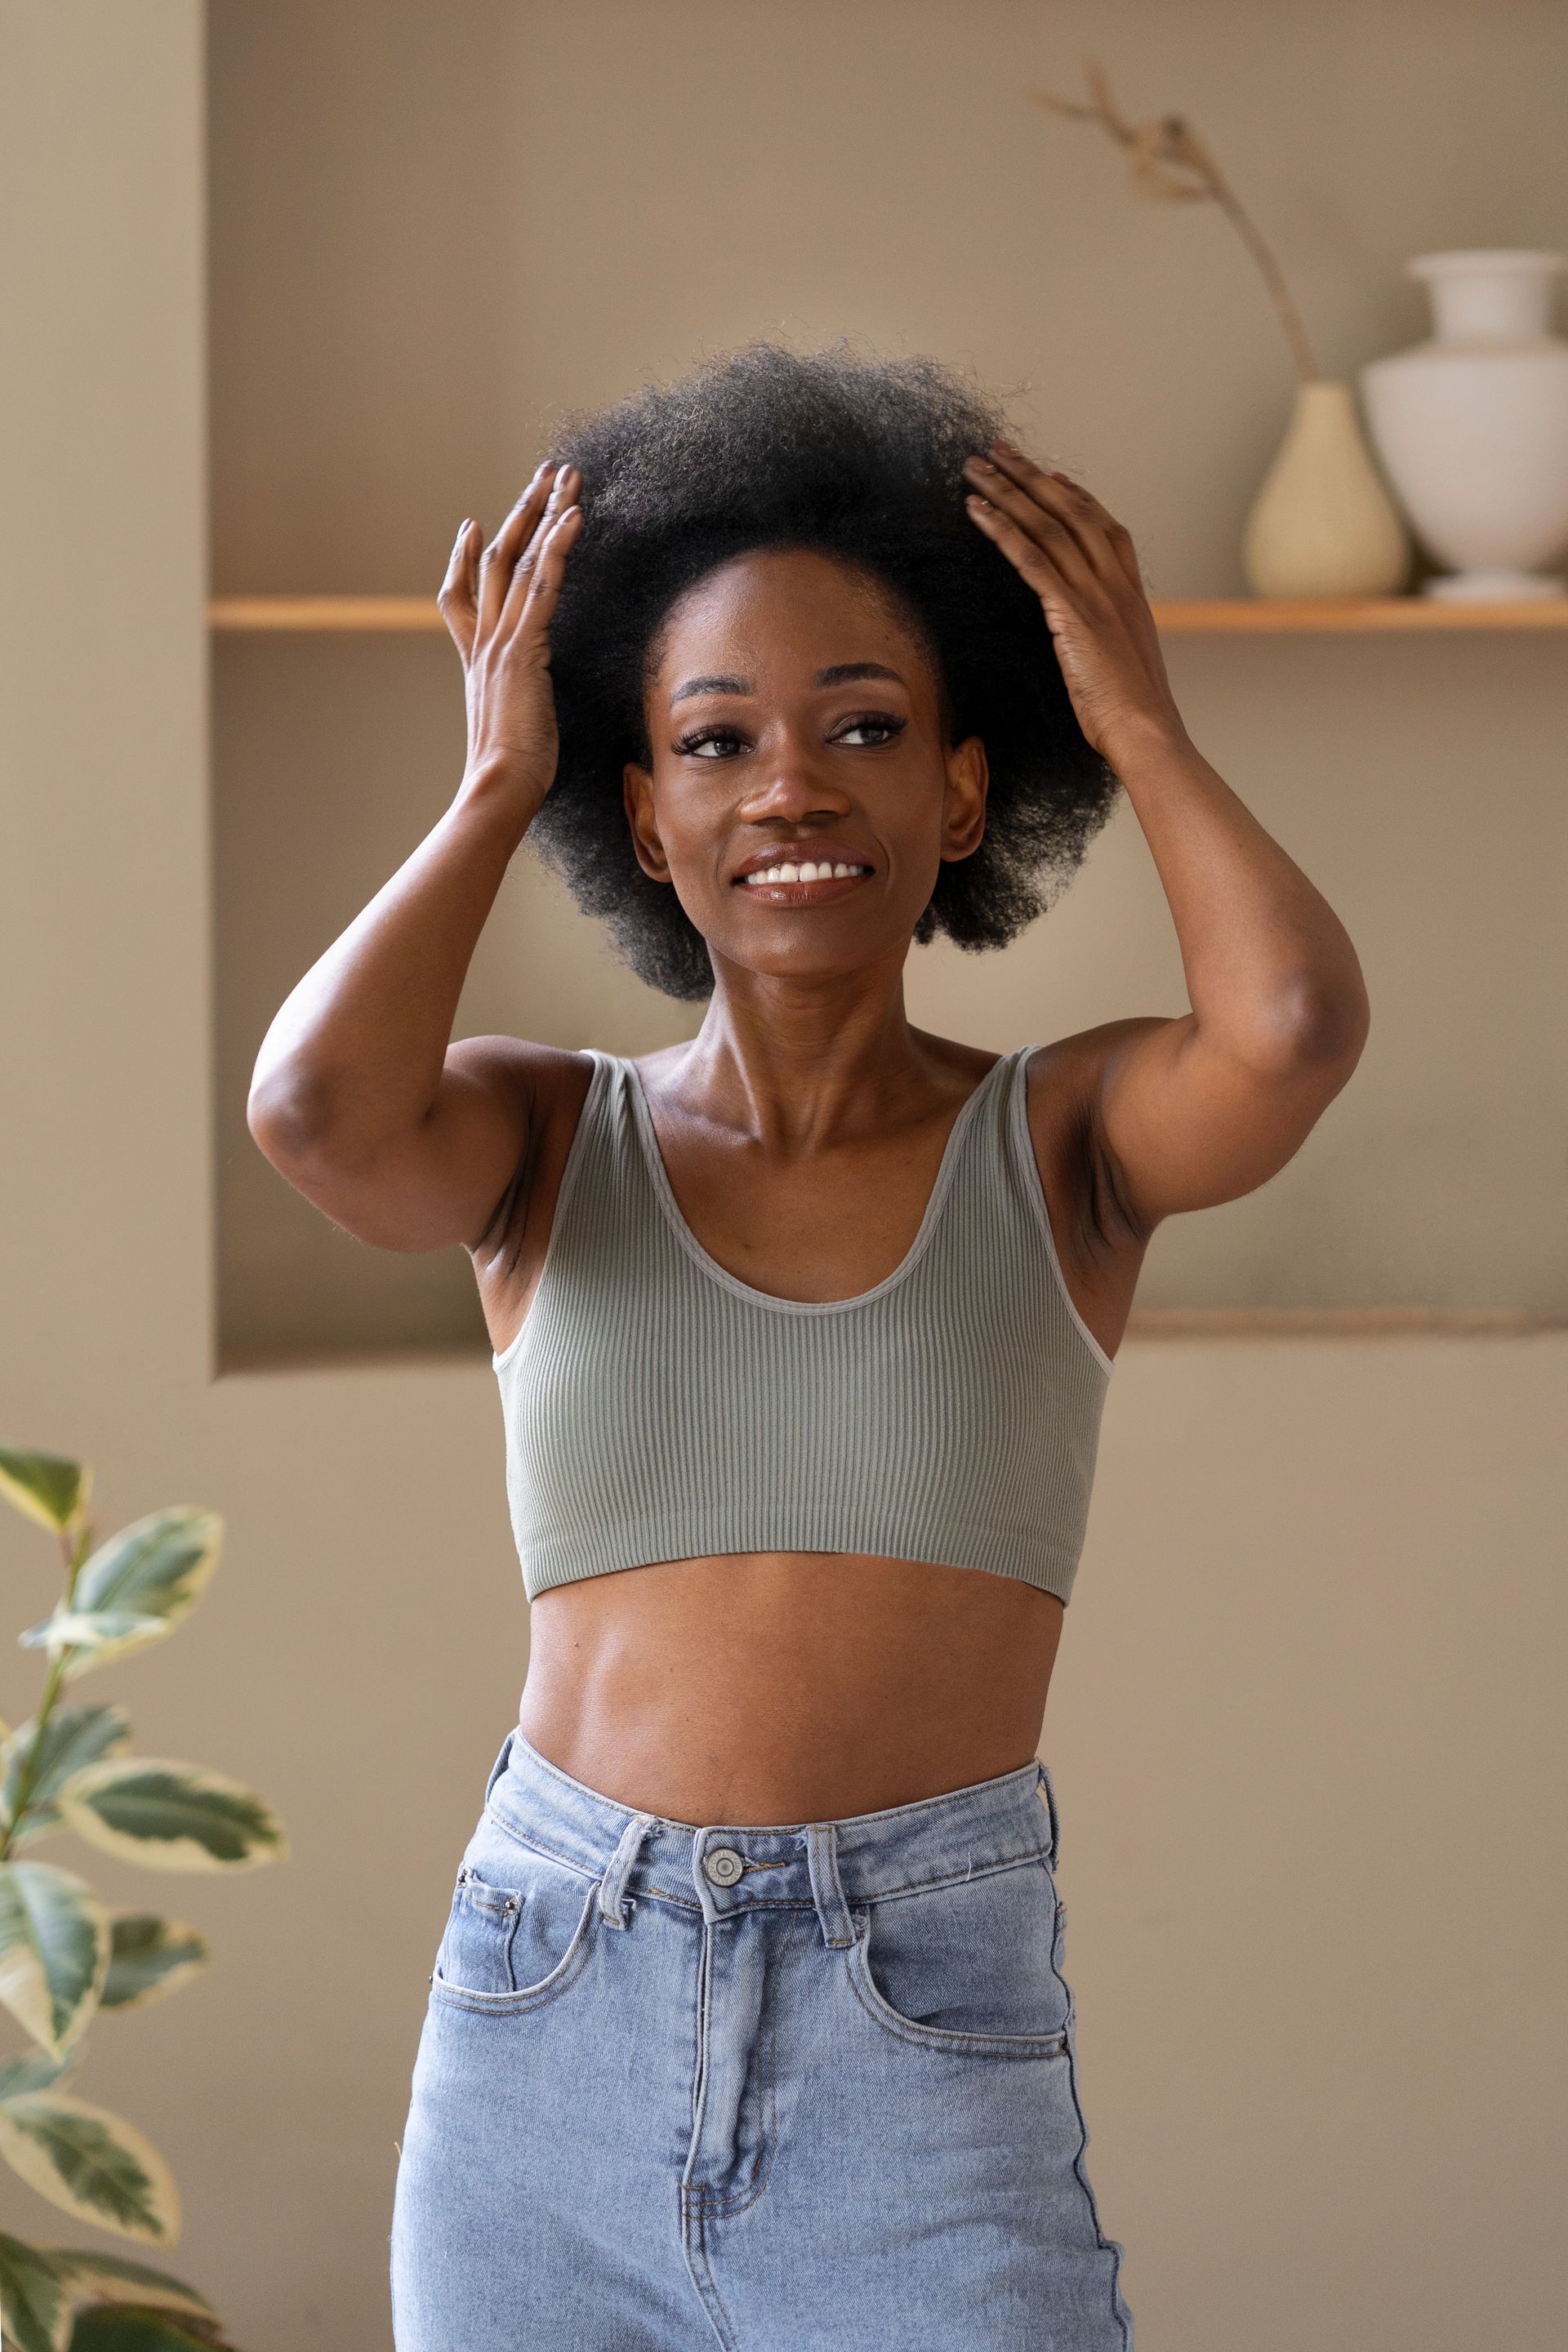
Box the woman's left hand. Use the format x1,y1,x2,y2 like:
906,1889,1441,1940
961,442,1183,767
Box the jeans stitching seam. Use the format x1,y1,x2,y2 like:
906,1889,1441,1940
605,1846,1054,1916
429,1879,599,2014
844,1927,1071,2060
1048,1904,1133,2345
693,1904,796,2217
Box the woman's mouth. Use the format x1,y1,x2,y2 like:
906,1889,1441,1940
736,857,872,902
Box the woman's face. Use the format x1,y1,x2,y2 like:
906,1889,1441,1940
623,547,987,989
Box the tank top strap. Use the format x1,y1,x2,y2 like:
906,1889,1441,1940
537,1048,663,1262
938,1042,1040,1224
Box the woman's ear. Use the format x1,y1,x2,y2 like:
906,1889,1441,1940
939,734,989,862
622,762,673,883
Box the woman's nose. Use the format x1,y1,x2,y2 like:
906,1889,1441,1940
739,755,852,822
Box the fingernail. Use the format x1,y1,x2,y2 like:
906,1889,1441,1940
969,454,996,472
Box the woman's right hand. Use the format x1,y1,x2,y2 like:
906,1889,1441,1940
439,460,583,816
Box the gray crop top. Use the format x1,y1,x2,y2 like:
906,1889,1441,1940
492,1045,1112,1606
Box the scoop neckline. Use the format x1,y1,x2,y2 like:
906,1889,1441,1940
621,1049,1014,1317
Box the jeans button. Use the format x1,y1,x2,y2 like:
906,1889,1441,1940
704,1846,744,1886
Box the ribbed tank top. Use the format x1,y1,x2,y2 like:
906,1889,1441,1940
492,1045,1113,1606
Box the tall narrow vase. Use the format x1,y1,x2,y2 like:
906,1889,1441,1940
1360,249,1568,599
1241,379,1410,598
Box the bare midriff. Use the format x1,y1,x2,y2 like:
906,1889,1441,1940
515,1548,1065,1828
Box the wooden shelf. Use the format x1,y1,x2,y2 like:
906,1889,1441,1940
208,594,1568,635
1122,1307,1563,1339
214,1309,1565,1376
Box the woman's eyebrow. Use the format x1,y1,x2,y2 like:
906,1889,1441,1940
669,659,906,706
670,673,751,704
814,662,905,688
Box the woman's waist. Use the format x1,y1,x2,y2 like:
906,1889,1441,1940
516,1547,1062,1824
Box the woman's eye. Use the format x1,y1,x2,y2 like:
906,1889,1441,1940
835,715,906,747
677,728,745,759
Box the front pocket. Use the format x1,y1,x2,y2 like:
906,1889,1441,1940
430,1837,602,2016
845,1855,1071,2058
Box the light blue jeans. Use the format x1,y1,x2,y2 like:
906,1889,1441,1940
390,1728,1133,2349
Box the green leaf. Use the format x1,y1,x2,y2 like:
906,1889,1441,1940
56,1764,286,1875
0,1864,109,2057
67,2314,230,2352
49,2252,215,2324
0,1454,88,1538
100,1919,207,2014
0,2230,68,2352
2,1710,131,1847
70,1512,220,1652
0,2052,68,2104
16,1507,221,1689
17,1619,172,1685
0,2095,179,2245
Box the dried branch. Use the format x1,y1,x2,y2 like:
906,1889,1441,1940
1030,60,1319,383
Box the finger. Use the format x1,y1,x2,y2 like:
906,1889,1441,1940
508,501,583,650
963,456,1097,593
964,489,1074,612
497,464,579,635
992,445,1146,597
478,462,558,639
436,518,479,658
972,448,1118,591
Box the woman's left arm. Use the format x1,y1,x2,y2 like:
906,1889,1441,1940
963,440,1370,1228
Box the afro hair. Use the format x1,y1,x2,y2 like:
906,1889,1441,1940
530,341,1120,1000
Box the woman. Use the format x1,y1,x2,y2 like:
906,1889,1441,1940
248,345,1368,2350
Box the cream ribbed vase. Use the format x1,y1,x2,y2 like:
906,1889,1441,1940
1241,378,1411,596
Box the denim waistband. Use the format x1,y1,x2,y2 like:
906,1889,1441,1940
482,1729,1062,1951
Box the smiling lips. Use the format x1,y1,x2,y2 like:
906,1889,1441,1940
737,855,872,898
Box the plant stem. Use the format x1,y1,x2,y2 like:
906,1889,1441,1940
0,1525,87,1864
1031,71,1321,384
1196,149,1320,382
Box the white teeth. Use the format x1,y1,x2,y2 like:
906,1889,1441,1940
741,858,868,886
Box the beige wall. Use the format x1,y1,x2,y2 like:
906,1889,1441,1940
2,4,1564,2349
209,0,1568,1360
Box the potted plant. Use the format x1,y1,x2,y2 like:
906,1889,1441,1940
1031,59,1410,596
0,1447,286,2352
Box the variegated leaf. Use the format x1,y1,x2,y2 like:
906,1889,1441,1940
0,2051,67,2103
47,2250,216,2323
69,1512,221,1649
67,2314,231,2352
100,1917,208,2013
0,1451,88,1537
56,1763,286,1874
17,1615,171,1683
65,2312,229,2352
0,1863,109,2056
2,1707,131,1846
0,2229,69,2352
0,2094,179,2244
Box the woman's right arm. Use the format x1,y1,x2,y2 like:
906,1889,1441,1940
246,460,583,1254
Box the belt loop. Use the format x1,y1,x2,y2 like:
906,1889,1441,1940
599,1810,659,1929
1036,1760,1061,1867
803,1822,857,1949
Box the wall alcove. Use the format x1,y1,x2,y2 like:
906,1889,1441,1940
209,0,1568,1370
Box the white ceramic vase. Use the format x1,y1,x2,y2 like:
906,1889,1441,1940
1360,249,1568,599
1241,379,1410,597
